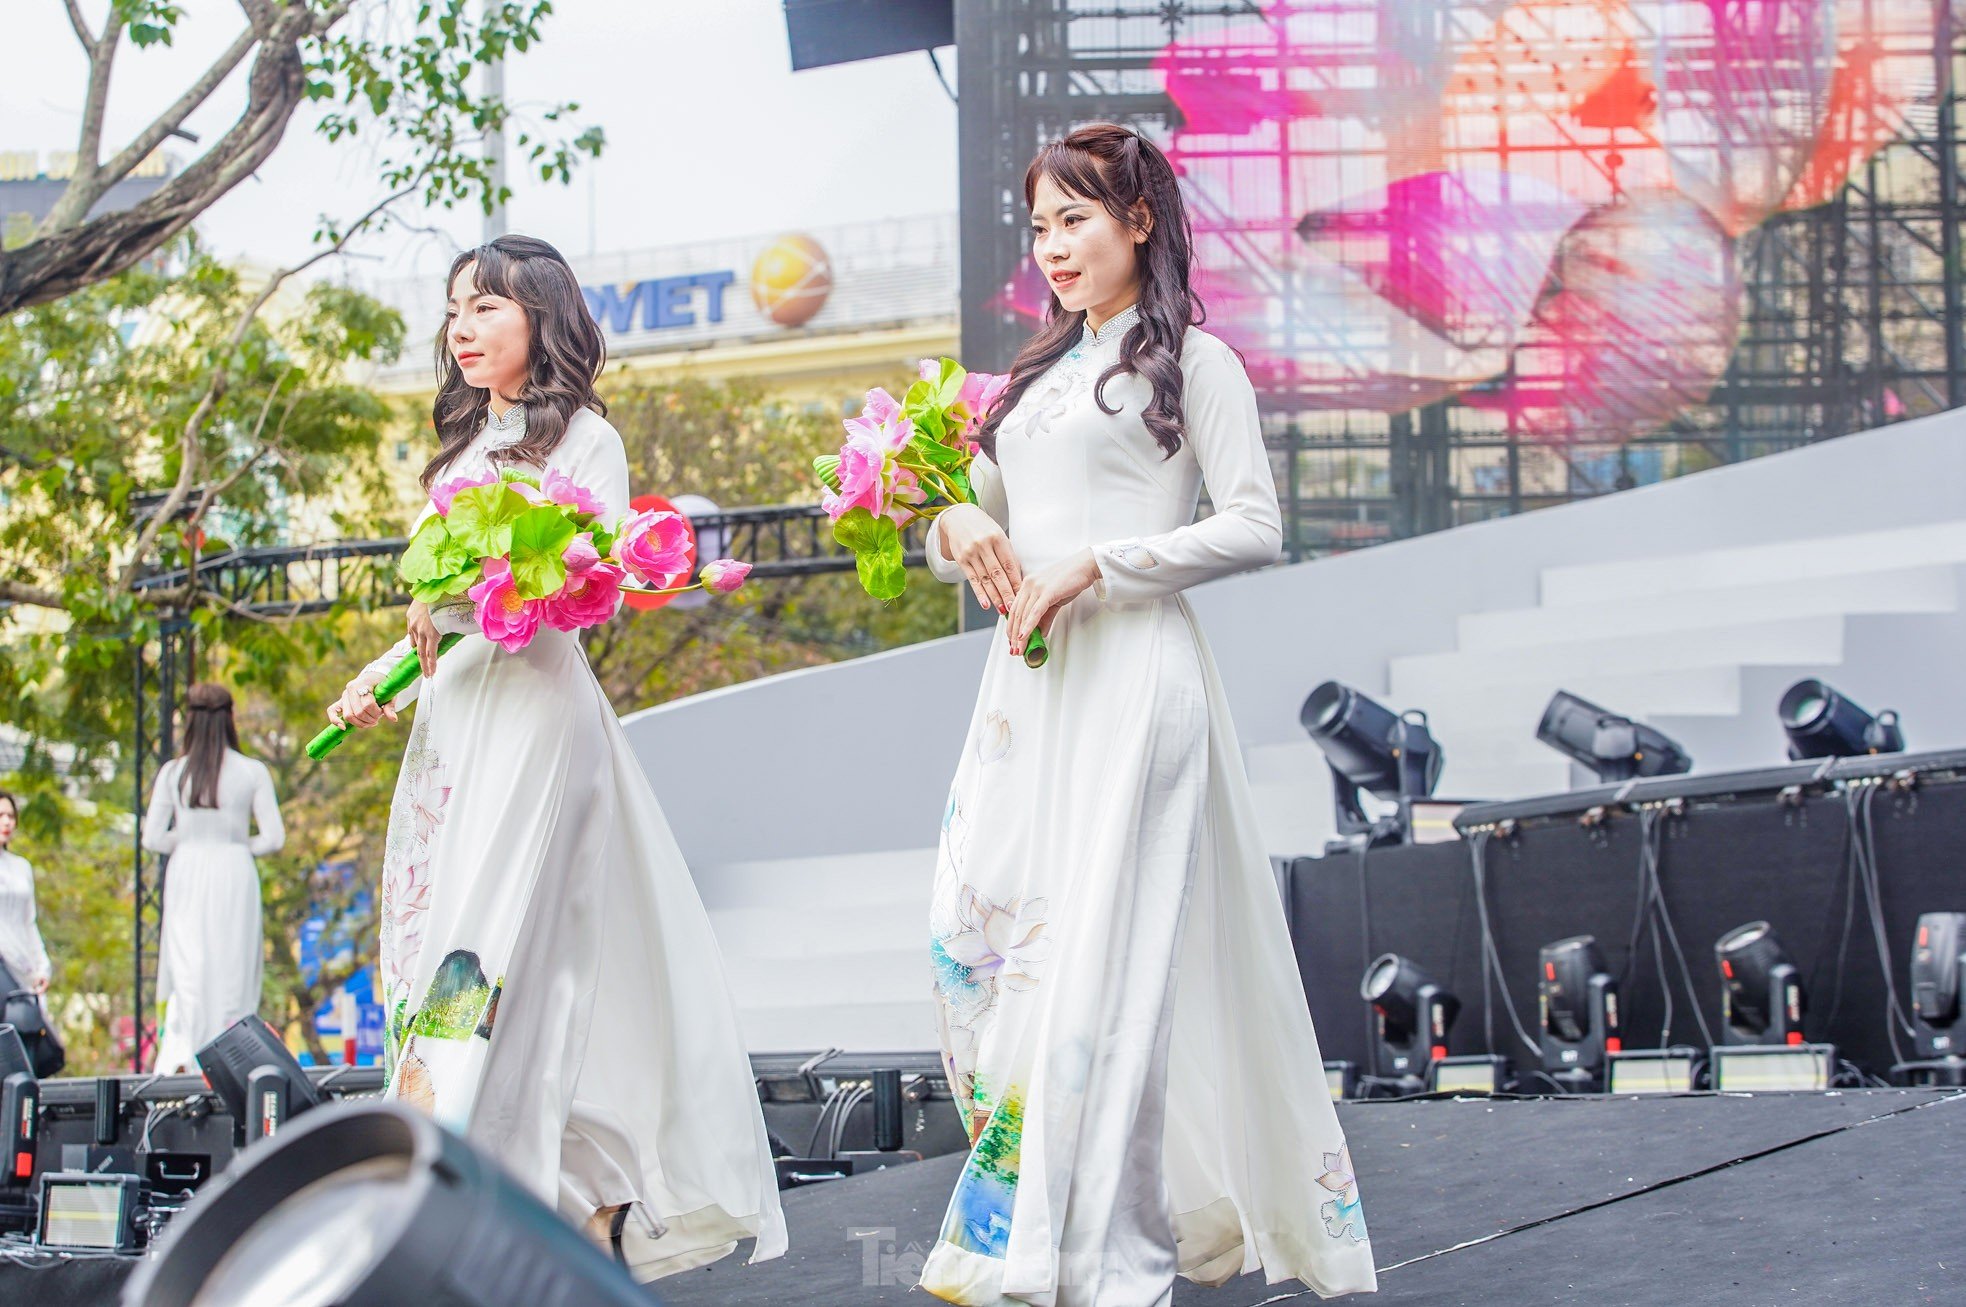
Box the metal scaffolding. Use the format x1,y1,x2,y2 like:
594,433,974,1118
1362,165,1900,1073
954,0,1966,560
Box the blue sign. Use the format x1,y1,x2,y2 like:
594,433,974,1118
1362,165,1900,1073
582,270,737,334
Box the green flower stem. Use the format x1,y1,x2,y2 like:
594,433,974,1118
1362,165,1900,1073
306,632,465,761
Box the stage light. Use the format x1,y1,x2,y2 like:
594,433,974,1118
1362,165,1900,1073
1711,1043,1833,1092
1322,1060,1358,1102
1907,912,1966,1082
1537,935,1620,1091
1778,678,1905,760
1301,681,1444,849
1536,690,1692,783
1360,953,1458,1094
1716,921,1805,1046
1427,1055,1510,1096
0,1024,40,1235
123,1101,649,1307
37,1172,142,1252
1607,1049,1700,1095
194,1015,323,1147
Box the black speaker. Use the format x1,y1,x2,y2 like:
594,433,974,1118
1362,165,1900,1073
784,0,954,71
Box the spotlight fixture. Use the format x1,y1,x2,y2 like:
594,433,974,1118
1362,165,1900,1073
0,1024,40,1235
1715,921,1805,1046
1536,690,1692,783
37,1171,143,1252
194,1015,323,1147
1538,935,1620,1091
1606,1048,1701,1095
123,1101,650,1307
1302,681,1444,850
1427,1054,1511,1096
1710,1043,1834,1092
1907,912,1966,1083
1360,953,1459,1094
1778,678,1905,760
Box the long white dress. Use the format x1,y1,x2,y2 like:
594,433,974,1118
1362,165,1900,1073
918,307,1378,1305
366,406,786,1279
0,849,53,1020
141,749,283,1074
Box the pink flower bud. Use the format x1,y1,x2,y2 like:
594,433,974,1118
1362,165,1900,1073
699,558,752,594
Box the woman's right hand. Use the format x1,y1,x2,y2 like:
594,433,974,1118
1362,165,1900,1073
406,598,441,677
938,503,1023,615
328,673,397,733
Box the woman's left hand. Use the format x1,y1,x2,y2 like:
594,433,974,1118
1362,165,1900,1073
31,976,47,994
1007,549,1100,657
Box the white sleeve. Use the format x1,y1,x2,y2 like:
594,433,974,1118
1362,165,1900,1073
141,761,180,855
551,410,633,528
21,860,50,985
247,762,286,858
1089,336,1283,604
925,453,1009,585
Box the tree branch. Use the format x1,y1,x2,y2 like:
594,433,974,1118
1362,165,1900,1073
0,579,66,610
71,20,122,182
62,0,96,49
119,178,422,591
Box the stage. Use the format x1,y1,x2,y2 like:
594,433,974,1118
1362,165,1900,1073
660,1088,1961,1304
6,1087,1956,1303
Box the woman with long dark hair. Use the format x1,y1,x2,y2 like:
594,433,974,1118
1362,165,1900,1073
141,683,283,1073
919,125,1377,1303
326,235,784,1279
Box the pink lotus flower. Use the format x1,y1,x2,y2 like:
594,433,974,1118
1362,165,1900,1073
431,470,498,515
886,465,927,527
614,509,694,589
961,369,1010,422
467,557,543,651
821,430,890,521
562,532,601,575
863,387,901,424
542,468,607,518
698,558,752,594
543,561,625,630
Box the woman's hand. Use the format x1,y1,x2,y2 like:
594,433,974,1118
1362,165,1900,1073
938,503,1024,615
406,598,441,677
327,671,398,733
1007,549,1101,657
31,976,47,995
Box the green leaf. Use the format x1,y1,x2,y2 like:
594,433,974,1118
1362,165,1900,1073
506,505,577,598
410,569,478,605
832,508,907,601
444,483,529,557
398,514,473,587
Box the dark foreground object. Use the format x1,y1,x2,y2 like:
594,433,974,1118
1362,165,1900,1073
6,1089,1958,1304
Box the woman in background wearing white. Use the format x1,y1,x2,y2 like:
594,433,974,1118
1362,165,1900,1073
141,683,284,1073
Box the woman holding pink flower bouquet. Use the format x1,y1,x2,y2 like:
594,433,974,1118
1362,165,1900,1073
917,126,1376,1304
325,235,783,1280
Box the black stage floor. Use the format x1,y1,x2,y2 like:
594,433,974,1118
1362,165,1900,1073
661,1089,1964,1306
10,1089,1959,1304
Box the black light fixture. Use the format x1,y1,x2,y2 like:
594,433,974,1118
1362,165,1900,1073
1360,953,1459,1094
1536,690,1692,783
1716,921,1805,1046
195,1015,323,1147
1909,912,1966,1076
1302,681,1444,850
123,1101,649,1307
0,1024,39,1235
1779,678,1905,759
1538,935,1620,1091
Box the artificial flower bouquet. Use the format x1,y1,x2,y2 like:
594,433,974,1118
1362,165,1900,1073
307,468,751,759
813,357,1047,667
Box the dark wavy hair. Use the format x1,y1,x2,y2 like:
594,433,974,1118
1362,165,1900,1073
423,234,608,490
179,683,241,809
976,123,1202,462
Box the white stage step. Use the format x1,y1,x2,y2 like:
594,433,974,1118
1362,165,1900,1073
1540,520,1966,607
1460,565,1958,652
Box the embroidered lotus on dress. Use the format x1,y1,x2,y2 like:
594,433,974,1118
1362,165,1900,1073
1117,544,1158,570
1317,1143,1368,1244
944,888,1051,993
976,711,1013,765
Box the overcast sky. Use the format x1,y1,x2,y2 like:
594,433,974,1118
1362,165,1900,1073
7,0,961,291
